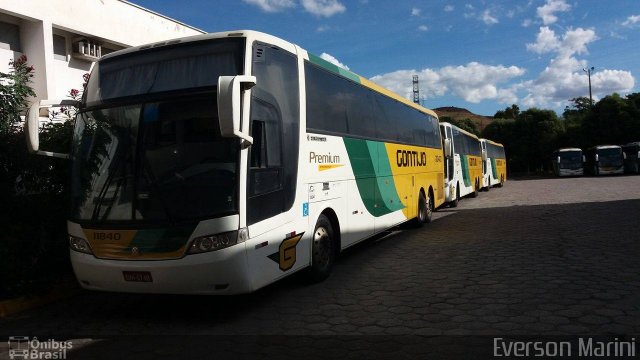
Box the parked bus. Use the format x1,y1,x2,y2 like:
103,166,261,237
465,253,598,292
440,123,482,207
622,142,640,174
552,148,584,177
480,139,507,189
584,145,624,175
26,30,445,295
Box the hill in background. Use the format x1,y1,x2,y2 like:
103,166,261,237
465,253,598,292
433,106,494,132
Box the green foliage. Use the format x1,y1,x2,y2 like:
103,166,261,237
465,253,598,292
484,93,640,175
493,104,520,120
0,57,74,299
0,55,36,135
441,116,480,136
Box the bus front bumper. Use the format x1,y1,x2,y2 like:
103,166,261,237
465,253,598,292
70,244,252,295
558,168,583,176
598,167,624,175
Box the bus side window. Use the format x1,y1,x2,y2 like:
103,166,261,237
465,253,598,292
247,42,300,225
249,96,283,195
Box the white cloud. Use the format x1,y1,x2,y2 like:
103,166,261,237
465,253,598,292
301,0,346,17
522,19,533,27
622,14,640,27
242,0,295,12
319,52,349,70
411,7,421,17
370,62,525,104
536,0,571,25
526,26,561,54
480,9,499,25
418,25,428,32
521,26,633,107
316,25,331,32
444,5,454,12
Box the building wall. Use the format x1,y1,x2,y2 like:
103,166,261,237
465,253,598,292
0,0,204,102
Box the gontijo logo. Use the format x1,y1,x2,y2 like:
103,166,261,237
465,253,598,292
396,149,427,167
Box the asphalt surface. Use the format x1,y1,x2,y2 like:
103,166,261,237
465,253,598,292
1,175,639,359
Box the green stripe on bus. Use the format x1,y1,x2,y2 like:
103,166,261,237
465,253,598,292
491,158,498,180
460,154,471,187
309,53,361,83
343,138,404,217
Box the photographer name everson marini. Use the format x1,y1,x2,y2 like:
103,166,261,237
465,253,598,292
494,337,636,357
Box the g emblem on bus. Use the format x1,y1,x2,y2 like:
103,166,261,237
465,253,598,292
267,232,304,271
131,247,140,256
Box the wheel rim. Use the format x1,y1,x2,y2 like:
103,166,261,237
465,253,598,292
313,226,332,268
426,193,433,219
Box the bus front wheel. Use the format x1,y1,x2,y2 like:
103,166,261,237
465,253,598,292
307,214,335,282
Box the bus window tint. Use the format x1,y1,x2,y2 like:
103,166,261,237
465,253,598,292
305,61,440,148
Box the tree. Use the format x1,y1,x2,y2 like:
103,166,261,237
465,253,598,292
0,55,36,135
494,104,520,120
440,116,480,136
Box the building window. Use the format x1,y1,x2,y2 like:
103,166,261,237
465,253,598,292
0,21,21,52
53,34,66,60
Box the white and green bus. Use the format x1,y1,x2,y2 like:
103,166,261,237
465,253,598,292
26,30,445,294
480,138,507,188
439,123,483,207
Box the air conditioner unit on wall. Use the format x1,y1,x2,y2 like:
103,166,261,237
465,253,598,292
72,37,101,61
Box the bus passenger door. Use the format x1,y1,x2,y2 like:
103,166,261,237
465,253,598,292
244,42,309,291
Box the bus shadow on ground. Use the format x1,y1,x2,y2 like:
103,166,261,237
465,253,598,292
1,199,638,342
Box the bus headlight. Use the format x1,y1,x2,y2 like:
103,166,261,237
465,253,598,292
187,231,240,254
69,235,93,254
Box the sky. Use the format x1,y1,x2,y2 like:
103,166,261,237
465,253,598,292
130,0,639,116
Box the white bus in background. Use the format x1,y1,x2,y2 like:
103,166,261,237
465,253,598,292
552,148,584,177
26,30,446,295
440,122,482,207
584,145,624,175
480,138,507,189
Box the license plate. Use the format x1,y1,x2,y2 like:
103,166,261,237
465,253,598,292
123,271,153,282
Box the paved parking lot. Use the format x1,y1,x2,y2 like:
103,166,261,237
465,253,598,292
1,175,639,358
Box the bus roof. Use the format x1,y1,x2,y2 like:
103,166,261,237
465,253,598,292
441,122,479,139
591,145,621,150
557,148,582,152
100,29,440,119
480,138,504,147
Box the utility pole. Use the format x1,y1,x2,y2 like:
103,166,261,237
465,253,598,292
412,75,420,104
583,66,594,107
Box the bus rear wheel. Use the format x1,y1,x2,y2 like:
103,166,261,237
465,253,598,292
307,214,335,282
450,185,459,208
470,179,479,198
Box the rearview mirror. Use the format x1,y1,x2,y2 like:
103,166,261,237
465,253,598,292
582,155,586,163
26,99,78,159
444,138,452,158
595,154,599,162
217,75,256,146
557,156,561,164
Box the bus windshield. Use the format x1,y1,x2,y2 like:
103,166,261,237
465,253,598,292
559,151,582,169
597,148,622,165
71,95,239,224
71,38,245,224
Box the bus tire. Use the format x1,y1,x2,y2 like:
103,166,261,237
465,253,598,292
470,179,479,198
425,189,434,224
410,191,427,227
450,185,459,208
307,214,336,282
486,178,491,191
499,175,504,187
